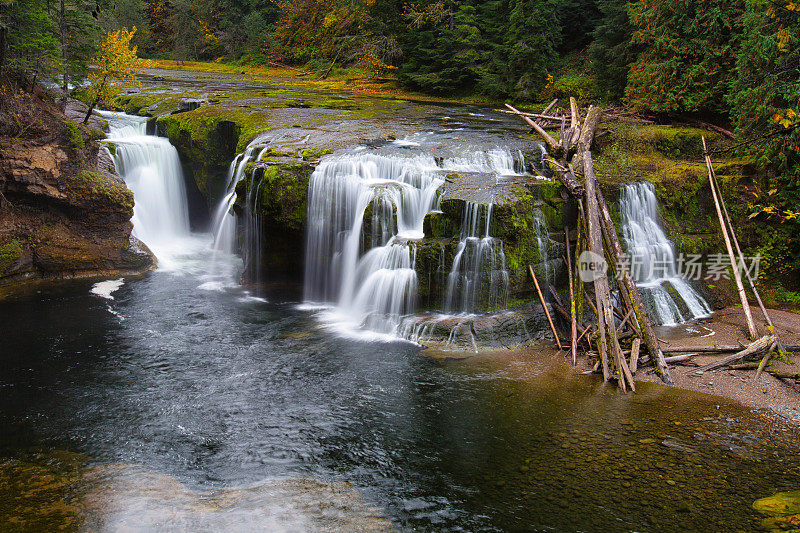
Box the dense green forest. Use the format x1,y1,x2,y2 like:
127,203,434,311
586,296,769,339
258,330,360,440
1,0,799,276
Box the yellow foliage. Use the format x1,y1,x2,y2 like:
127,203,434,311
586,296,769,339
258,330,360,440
773,108,798,128
86,28,150,108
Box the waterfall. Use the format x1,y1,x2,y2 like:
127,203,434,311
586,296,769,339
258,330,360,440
443,202,509,313
304,151,443,337
620,182,711,325
101,111,190,261
210,132,311,261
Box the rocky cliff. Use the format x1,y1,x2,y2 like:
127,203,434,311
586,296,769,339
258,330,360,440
0,79,154,298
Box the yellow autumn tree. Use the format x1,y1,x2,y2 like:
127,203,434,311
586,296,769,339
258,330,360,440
83,28,147,123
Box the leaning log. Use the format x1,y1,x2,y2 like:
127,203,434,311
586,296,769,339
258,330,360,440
595,185,673,385
566,226,578,365
505,104,561,154
583,151,634,390
693,335,777,374
703,136,757,340
529,264,563,349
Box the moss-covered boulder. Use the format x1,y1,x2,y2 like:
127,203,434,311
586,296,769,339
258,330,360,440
155,111,242,204
234,160,314,282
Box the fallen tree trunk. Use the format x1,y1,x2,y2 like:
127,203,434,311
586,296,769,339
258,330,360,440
595,185,672,385
767,370,800,380
661,344,800,353
693,336,777,374
664,353,697,364
495,109,565,122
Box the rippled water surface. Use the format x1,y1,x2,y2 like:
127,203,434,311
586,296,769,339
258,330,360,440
1,243,800,532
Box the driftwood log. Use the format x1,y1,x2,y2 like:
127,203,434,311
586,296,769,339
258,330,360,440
693,336,777,374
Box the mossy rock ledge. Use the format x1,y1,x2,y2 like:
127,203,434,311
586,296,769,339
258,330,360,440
0,93,155,299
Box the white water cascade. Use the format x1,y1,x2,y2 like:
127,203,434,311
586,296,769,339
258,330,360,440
620,182,711,325
444,202,509,313
101,111,191,262
304,151,443,337
210,145,268,254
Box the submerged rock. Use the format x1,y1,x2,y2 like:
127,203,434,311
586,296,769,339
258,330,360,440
0,454,393,532
402,308,551,354
754,490,800,516
754,490,800,532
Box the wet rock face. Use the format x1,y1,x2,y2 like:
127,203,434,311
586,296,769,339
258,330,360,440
0,89,154,297
234,159,314,283
420,180,572,310
401,309,553,354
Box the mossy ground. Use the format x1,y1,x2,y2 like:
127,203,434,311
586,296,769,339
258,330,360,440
0,239,24,275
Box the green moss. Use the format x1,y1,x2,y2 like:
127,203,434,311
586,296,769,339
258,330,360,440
67,170,134,211
87,127,106,140
0,239,23,274
259,147,298,160
65,120,84,152
114,90,202,116
301,147,331,160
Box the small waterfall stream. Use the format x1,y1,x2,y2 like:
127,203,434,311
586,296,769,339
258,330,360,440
620,182,711,325
101,111,191,262
444,202,509,313
210,145,269,254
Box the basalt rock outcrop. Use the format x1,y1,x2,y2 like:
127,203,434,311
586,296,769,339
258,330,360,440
0,81,154,297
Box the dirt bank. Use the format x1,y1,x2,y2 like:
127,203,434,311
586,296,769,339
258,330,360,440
625,306,800,422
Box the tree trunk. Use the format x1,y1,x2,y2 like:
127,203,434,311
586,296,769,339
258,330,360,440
583,151,632,389
83,98,98,124
595,185,673,385
61,0,68,106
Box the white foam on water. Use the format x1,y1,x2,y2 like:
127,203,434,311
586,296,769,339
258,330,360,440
91,278,125,299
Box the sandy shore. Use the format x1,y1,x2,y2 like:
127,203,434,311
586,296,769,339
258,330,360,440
621,306,800,422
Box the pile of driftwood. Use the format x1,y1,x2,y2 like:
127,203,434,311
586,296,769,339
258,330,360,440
505,98,792,391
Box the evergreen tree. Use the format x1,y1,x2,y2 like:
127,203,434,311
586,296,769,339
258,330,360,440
626,0,744,112
727,0,800,276
507,0,560,99
555,0,601,54
1,0,61,81
61,0,103,88
589,0,637,99
399,1,479,94
99,0,152,53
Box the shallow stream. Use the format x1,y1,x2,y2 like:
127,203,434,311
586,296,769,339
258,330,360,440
1,241,799,531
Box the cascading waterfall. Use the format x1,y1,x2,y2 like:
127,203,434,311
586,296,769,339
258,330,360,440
443,202,509,313
304,152,442,336
101,111,190,261
620,181,712,325
211,145,269,254
442,149,528,176
210,132,312,271
532,209,555,298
